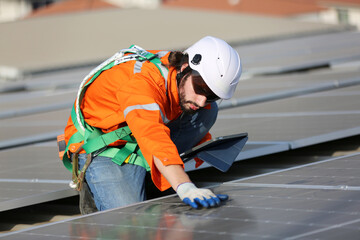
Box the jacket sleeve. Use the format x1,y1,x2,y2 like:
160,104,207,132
117,74,184,191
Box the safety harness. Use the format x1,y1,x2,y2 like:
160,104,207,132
57,45,169,191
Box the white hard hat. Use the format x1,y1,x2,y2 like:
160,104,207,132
185,36,242,99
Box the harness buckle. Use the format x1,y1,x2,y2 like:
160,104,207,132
70,144,93,192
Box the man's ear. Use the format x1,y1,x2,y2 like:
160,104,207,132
180,63,189,72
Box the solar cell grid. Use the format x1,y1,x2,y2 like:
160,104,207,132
0,140,289,211
0,109,68,143
0,142,69,181
213,85,360,147
214,114,360,148
231,68,360,99
232,153,360,187
1,154,359,240
0,142,75,211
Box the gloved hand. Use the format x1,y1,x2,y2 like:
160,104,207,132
176,182,228,209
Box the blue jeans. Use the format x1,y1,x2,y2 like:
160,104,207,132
79,102,218,210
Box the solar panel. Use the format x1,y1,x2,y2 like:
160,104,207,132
232,152,360,187
0,90,76,113
0,90,76,119
0,109,68,148
1,153,358,239
231,68,360,99
0,142,76,211
0,138,291,212
213,85,360,148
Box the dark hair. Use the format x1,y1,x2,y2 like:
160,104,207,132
168,51,192,86
168,51,188,71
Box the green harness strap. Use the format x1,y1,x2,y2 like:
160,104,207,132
62,46,169,189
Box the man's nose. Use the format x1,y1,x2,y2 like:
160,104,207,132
196,95,207,107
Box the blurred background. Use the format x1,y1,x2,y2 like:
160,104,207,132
0,0,359,83
2,0,360,26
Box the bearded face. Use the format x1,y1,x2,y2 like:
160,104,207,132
178,73,201,115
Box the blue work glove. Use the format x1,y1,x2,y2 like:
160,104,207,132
176,182,228,209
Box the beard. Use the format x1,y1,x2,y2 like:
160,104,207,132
179,91,199,115
178,74,200,115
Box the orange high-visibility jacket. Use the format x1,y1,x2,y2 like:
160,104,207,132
64,51,211,191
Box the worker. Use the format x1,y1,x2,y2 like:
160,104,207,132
60,36,242,212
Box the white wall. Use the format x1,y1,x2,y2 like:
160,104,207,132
105,0,160,9
292,6,360,30
320,6,360,30
292,12,323,22
0,0,32,22
348,7,360,29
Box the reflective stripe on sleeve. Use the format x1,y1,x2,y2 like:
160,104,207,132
124,103,170,124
